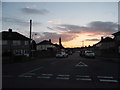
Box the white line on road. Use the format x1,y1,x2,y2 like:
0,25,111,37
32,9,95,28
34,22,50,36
99,79,118,83
76,78,92,81
97,76,114,79
37,76,51,79
41,74,53,76
75,61,88,67
28,66,44,73
56,77,70,80
18,66,44,77
57,74,70,77
76,75,90,78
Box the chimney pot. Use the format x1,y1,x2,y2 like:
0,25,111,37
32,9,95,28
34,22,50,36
101,37,103,40
49,39,51,43
8,28,12,32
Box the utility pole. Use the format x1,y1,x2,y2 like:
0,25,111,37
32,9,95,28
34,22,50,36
30,19,32,40
29,19,32,57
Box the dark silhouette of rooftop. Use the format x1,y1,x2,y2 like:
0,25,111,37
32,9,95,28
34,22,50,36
1,29,31,40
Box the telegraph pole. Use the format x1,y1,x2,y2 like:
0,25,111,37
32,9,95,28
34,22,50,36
29,19,32,58
30,19,32,40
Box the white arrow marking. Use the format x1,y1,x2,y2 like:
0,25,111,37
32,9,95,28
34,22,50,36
75,61,88,67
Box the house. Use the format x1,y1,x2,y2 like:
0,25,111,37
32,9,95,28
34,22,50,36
93,37,115,57
1,29,33,56
37,37,64,51
112,31,120,54
95,37,115,49
37,39,56,51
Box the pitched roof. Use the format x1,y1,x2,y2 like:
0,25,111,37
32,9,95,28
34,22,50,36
112,31,120,36
93,37,114,46
1,31,31,40
101,37,114,42
37,40,52,45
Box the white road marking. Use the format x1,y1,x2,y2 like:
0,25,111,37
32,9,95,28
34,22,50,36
76,78,92,81
58,74,70,77
41,74,53,76
37,76,51,79
75,61,88,67
99,79,118,83
56,77,70,80
97,76,113,79
28,66,44,73
76,75,90,78
18,66,44,77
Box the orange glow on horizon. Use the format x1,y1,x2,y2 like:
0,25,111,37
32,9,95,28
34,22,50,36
53,32,101,48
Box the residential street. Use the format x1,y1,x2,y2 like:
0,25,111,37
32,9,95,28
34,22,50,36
2,52,120,88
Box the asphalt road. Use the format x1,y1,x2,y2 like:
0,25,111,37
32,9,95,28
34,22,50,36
2,52,120,88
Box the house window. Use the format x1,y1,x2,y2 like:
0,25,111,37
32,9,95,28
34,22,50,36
14,50,22,55
2,40,7,45
12,40,21,46
24,41,29,45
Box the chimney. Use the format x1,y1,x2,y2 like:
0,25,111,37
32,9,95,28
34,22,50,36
49,39,51,43
101,37,104,40
8,28,12,32
59,37,61,45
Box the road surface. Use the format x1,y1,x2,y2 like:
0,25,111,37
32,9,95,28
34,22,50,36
2,52,120,88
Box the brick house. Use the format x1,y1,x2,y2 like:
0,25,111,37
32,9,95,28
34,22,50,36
37,39,56,51
112,31,120,54
0,29,32,57
93,37,115,57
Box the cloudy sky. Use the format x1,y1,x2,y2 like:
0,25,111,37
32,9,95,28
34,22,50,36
1,1,118,48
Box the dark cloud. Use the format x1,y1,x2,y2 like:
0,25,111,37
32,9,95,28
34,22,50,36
85,39,100,41
47,27,54,30
56,21,118,34
34,32,78,43
21,8,49,15
87,21,118,33
56,24,83,33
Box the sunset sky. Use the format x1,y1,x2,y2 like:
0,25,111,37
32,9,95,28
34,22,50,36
1,0,118,48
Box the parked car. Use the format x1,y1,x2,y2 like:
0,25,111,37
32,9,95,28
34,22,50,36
84,51,95,58
56,51,68,58
66,50,73,55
